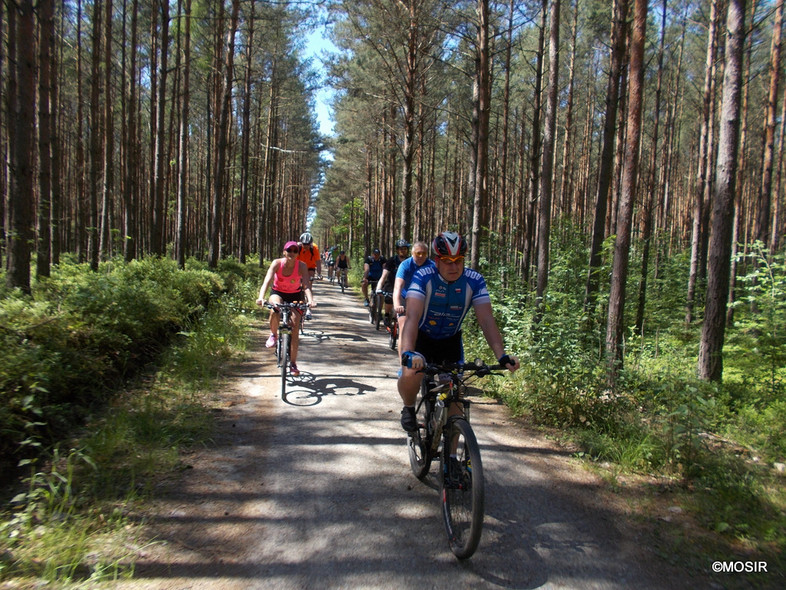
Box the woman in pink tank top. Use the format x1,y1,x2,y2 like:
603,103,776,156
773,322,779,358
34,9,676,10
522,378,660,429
256,241,317,375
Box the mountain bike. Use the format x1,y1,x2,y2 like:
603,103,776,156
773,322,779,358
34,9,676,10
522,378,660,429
407,359,504,559
337,267,348,293
265,302,309,397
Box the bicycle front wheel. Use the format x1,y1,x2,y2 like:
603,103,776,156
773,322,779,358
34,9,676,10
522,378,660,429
441,418,484,560
279,332,290,397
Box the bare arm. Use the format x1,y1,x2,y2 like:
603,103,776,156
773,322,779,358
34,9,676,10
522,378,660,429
377,269,390,291
392,277,406,312
399,295,424,354
256,260,280,304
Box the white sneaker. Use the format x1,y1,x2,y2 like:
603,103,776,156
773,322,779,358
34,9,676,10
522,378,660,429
265,334,277,348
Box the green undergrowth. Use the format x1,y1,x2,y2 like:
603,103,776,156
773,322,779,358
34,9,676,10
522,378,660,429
467,234,786,574
0,257,261,587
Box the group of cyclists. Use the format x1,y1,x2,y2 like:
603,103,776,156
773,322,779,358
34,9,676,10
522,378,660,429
256,230,519,429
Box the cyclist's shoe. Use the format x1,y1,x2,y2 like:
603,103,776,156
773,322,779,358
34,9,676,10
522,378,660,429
304,309,313,321
400,406,418,432
364,298,370,307
445,457,463,489
265,333,277,348
290,362,300,376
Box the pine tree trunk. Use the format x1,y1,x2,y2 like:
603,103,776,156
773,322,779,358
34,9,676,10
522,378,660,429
754,0,783,249
522,0,548,288
606,0,648,384
635,0,667,334
176,0,192,268
686,0,720,324
123,0,139,262
37,0,55,279
584,0,629,311
699,0,747,381
88,0,103,271
209,0,240,268
6,1,35,292
535,0,561,315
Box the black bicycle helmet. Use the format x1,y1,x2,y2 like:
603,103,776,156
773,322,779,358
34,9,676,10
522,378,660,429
432,231,467,257
299,232,313,245
395,239,410,249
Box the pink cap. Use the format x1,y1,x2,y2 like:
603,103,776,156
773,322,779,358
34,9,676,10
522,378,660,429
284,241,300,251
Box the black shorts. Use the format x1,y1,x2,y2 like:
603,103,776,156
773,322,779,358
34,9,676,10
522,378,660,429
415,331,463,365
270,289,304,303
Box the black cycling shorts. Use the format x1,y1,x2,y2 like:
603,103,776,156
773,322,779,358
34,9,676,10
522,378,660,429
270,289,304,304
415,331,463,365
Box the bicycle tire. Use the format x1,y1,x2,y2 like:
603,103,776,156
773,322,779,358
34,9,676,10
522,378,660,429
408,380,433,480
279,332,290,397
441,418,484,559
388,322,397,350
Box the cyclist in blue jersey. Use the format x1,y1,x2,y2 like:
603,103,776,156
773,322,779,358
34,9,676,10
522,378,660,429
361,248,386,306
397,232,519,432
392,241,434,359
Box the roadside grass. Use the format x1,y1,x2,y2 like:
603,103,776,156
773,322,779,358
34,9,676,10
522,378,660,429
0,297,251,587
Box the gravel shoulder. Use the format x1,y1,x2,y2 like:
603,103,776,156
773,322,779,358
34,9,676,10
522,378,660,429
105,284,767,590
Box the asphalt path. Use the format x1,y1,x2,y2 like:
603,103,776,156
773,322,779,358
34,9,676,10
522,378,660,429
111,281,706,590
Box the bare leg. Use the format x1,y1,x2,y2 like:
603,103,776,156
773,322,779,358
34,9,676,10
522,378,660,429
268,294,283,336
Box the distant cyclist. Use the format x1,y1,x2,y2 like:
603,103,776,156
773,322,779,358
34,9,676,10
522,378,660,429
325,247,336,281
361,248,386,306
377,239,410,328
335,250,350,285
297,232,322,285
256,241,316,377
397,231,519,432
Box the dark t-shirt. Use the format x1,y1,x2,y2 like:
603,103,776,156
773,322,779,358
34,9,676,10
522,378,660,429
365,255,386,281
381,256,404,292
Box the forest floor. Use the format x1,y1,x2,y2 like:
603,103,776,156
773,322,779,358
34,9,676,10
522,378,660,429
93,284,778,590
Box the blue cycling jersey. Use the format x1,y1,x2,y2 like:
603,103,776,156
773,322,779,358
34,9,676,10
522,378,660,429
395,256,436,300
406,265,490,338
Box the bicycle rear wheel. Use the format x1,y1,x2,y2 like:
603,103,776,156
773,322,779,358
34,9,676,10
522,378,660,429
279,332,290,397
408,380,433,480
441,418,484,559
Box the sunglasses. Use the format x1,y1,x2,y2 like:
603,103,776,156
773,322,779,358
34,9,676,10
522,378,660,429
439,255,464,264
286,248,299,253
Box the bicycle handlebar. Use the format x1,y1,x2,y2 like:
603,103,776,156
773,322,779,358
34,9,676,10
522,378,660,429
264,302,310,312
422,360,505,376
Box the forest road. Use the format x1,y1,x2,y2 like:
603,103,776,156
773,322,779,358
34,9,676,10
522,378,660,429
108,282,711,590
